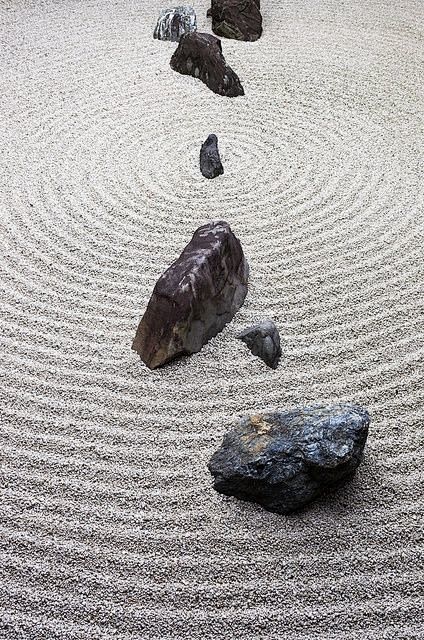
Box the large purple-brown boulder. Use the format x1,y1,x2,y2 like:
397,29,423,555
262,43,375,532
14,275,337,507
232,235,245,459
211,0,262,42
170,32,244,97
132,221,249,369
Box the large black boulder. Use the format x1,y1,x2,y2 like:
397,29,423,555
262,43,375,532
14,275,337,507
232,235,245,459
170,32,244,97
211,0,262,42
208,404,370,514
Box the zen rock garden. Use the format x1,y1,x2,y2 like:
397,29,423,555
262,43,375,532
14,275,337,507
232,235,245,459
133,2,372,515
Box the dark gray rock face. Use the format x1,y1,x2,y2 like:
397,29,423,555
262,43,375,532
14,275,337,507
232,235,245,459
154,6,197,42
208,404,370,514
132,221,249,369
200,134,224,179
170,32,244,97
238,320,281,369
211,0,262,42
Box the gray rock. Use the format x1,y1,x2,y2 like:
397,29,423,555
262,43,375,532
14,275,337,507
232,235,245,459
154,6,197,42
132,221,249,369
200,134,224,179
208,404,370,514
238,320,281,369
170,32,244,97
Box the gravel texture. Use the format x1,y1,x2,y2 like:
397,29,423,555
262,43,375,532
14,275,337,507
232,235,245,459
0,0,423,638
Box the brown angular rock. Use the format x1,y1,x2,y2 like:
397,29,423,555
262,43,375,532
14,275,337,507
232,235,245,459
132,221,249,369
211,0,262,42
170,31,244,97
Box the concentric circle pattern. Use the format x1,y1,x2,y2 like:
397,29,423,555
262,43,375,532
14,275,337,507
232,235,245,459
1,0,423,638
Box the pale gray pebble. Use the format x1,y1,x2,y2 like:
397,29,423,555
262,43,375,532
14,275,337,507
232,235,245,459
153,6,197,42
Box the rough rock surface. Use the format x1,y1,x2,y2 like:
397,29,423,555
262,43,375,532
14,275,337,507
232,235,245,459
211,0,262,42
153,6,197,42
170,32,244,97
238,320,281,368
209,404,370,514
132,221,249,369
200,134,224,179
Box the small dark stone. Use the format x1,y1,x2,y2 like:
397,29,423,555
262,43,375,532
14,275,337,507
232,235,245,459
154,6,197,42
208,404,370,514
238,320,281,369
207,8,212,18
200,134,224,179
132,221,248,369
170,31,244,97
211,0,262,42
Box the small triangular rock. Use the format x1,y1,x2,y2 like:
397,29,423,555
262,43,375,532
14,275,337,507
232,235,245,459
238,320,281,369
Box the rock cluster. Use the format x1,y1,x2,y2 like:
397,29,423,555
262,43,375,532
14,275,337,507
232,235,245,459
132,221,249,369
170,32,244,97
200,134,224,179
144,5,371,517
238,320,281,369
154,6,197,42
208,404,370,514
211,0,262,42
